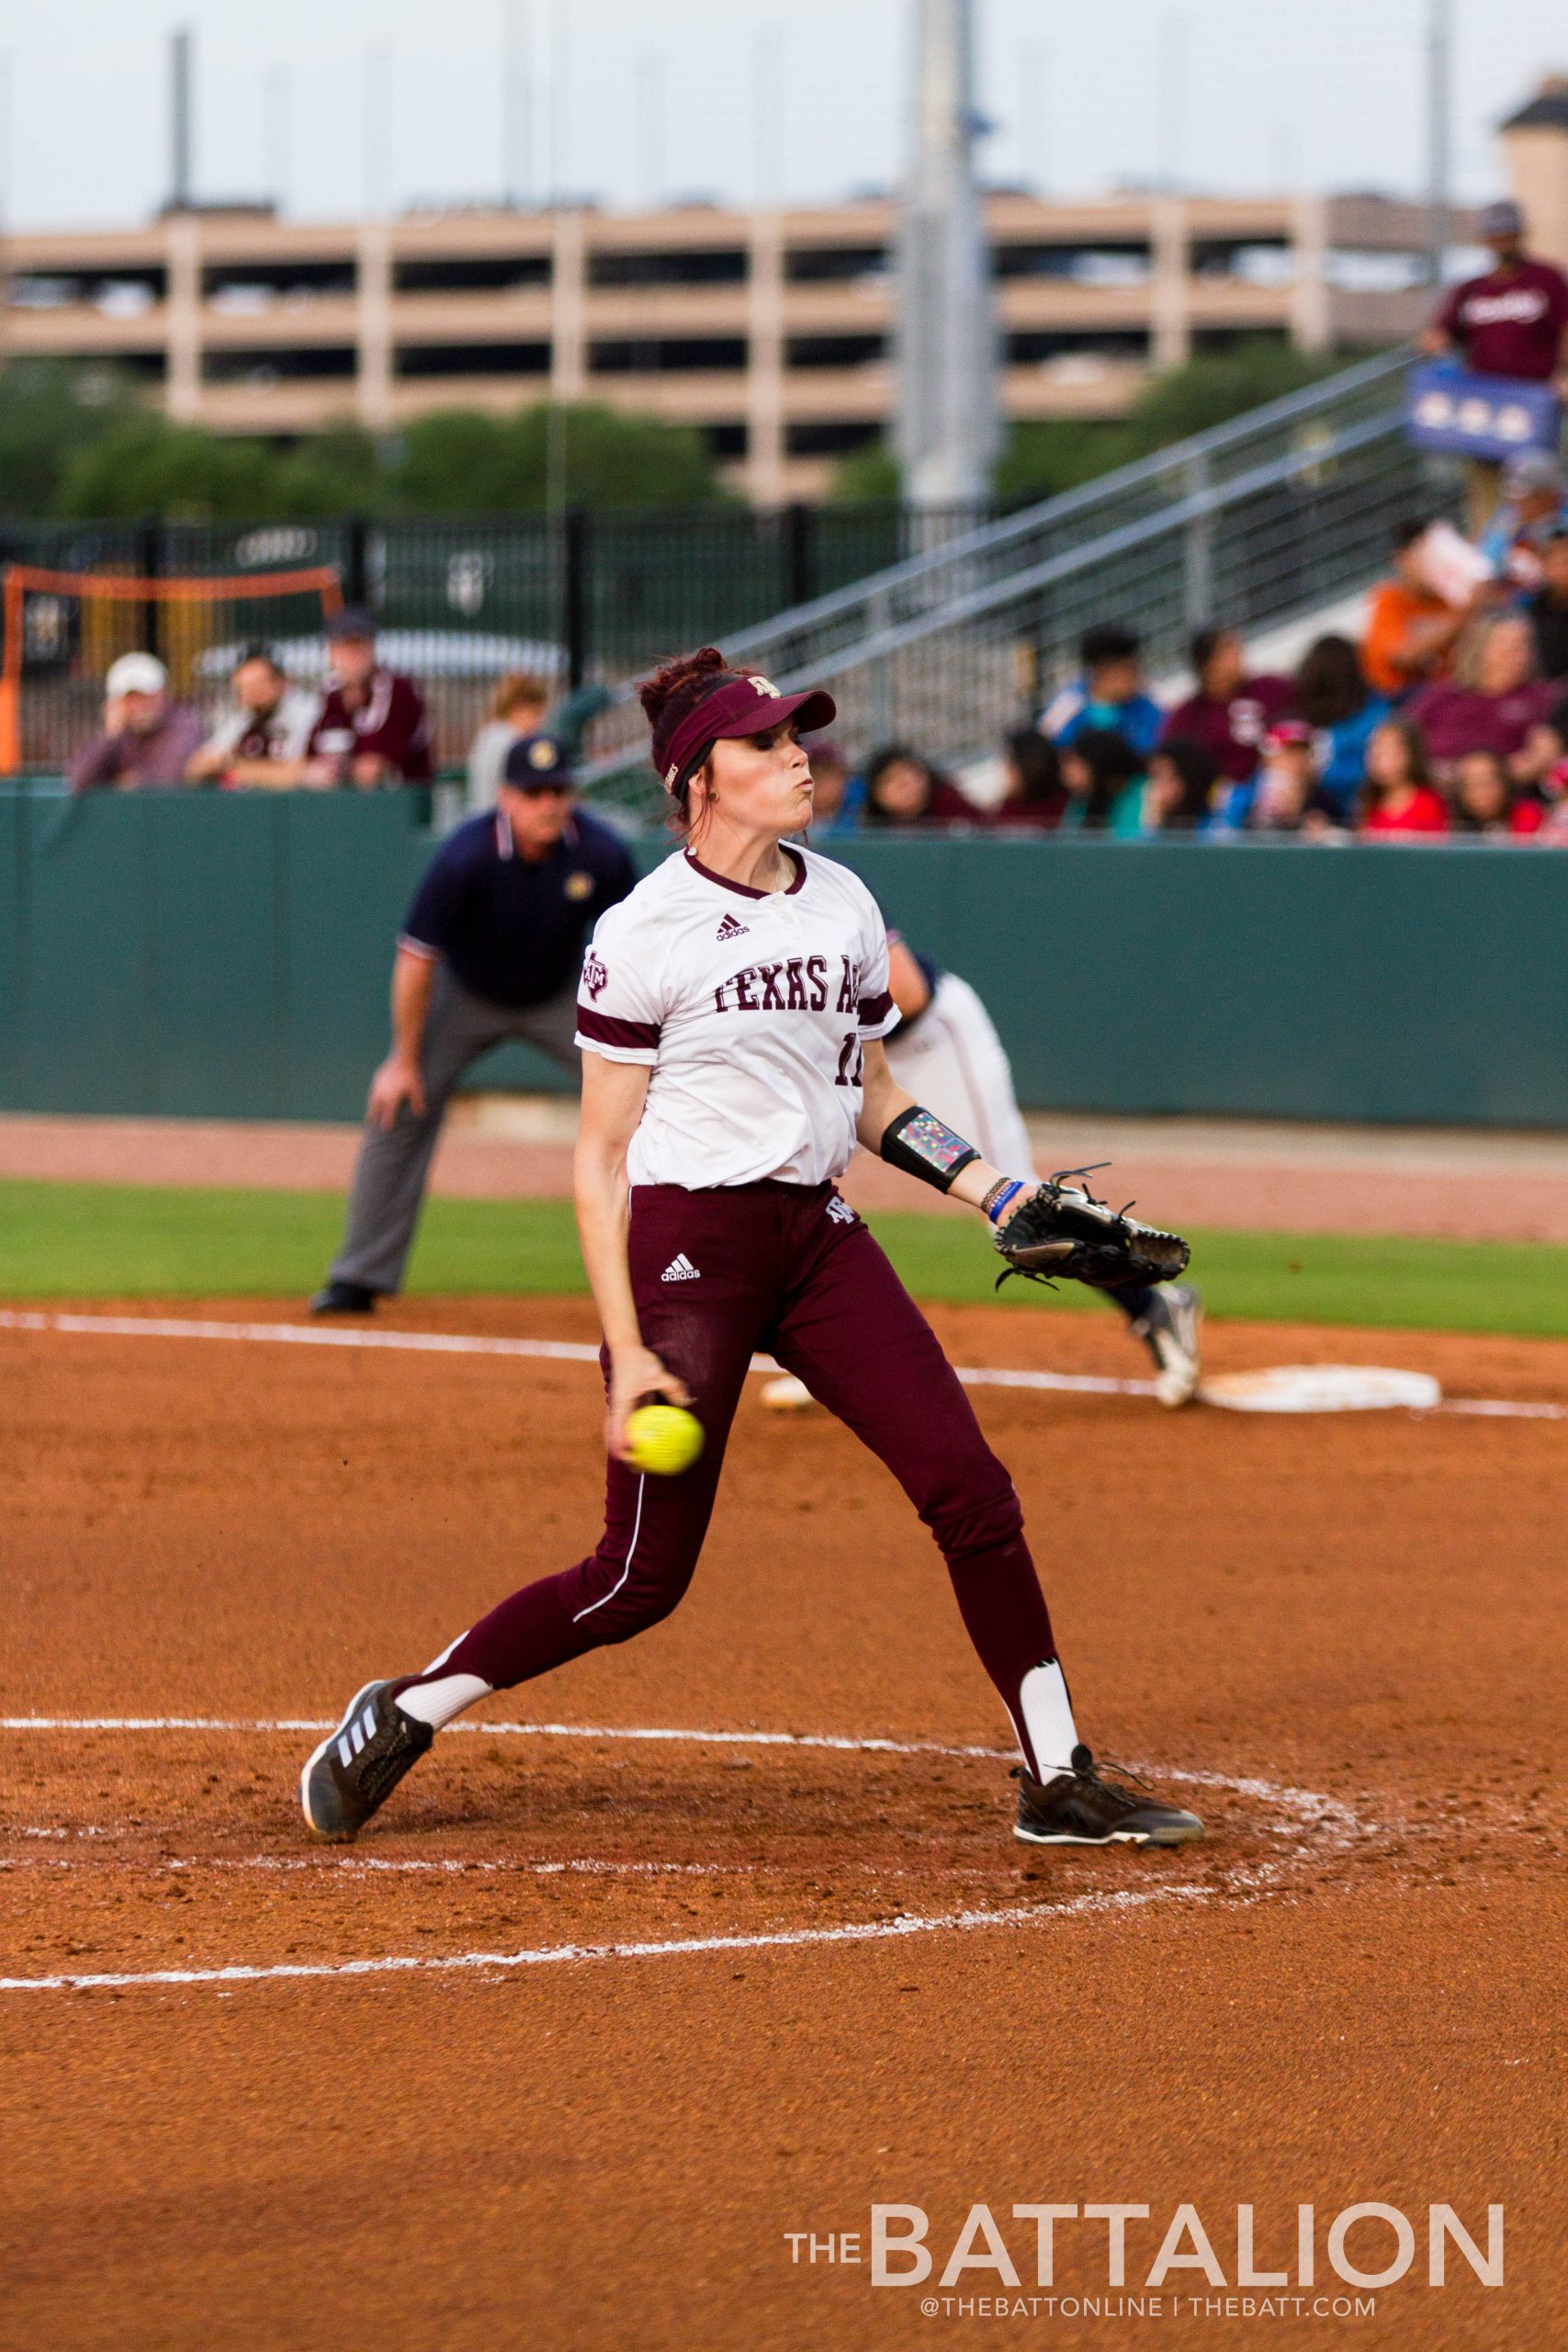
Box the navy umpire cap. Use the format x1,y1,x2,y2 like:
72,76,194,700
502,730,575,789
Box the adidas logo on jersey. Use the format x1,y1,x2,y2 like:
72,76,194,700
660,1253,701,1283
716,910,750,941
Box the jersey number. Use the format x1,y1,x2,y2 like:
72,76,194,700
834,1033,864,1089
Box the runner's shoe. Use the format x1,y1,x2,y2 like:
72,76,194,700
1130,1282,1202,1407
300,1679,432,1843
1014,1746,1204,1847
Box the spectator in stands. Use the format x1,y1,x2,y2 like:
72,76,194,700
1477,451,1568,591
1406,613,1559,778
1521,526,1568,682
1294,633,1392,818
1057,727,1144,833
1422,198,1568,532
185,644,321,789
67,652,205,793
1534,752,1568,839
463,673,615,812
307,608,434,787
796,738,853,832
1449,748,1542,837
987,729,1066,829
1358,719,1449,836
1361,520,1479,699
466,673,551,811
1145,738,1220,833
1159,627,1294,786
1040,623,1164,759
1247,721,1343,837
863,745,978,829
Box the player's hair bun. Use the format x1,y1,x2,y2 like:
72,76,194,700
638,645,730,733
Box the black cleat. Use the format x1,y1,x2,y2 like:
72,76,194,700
1015,1745,1204,1848
1130,1282,1202,1408
310,1281,379,1316
300,1679,433,1843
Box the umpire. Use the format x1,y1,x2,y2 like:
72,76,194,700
310,732,636,1313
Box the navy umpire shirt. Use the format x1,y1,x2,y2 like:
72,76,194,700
400,807,636,1007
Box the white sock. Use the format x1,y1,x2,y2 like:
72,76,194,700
1016,1659,1080,1781
396,1671,492,1731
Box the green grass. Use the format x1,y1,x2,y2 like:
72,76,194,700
0,1177,1562,1340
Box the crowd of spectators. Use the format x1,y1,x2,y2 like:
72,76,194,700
807,463,1568,847
65,616,624,830
68,607,434,796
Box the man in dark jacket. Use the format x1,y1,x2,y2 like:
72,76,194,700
311,733,636,1312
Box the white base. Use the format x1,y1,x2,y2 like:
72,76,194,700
1199,1364,1441,1415
761,1374,818,1413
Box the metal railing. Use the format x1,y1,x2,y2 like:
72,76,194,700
580,348,1453,817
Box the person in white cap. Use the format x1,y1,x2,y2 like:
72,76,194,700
66,651,205,793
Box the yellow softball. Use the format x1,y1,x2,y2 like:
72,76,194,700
624,1403,705,1476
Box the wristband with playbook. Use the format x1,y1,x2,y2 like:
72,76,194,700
880,1105,981,1193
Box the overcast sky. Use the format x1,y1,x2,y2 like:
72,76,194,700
1,0,1563,232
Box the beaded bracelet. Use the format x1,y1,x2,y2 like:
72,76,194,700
982,1177,1027,1225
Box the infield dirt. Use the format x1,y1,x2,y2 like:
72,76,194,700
2,1296,1564,2349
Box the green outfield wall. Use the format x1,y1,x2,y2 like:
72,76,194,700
2,790,1565,1128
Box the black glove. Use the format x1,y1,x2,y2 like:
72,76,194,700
994,1166,1190,1293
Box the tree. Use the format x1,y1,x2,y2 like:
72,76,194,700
994,420,1130,509
267,424,386,518
827,440,901,504
0,361,145,514
390,401,729,513
837,341,1356,514
1119,339,1348,458
52,419,286,521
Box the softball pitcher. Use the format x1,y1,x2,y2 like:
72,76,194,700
302,650,1202,1854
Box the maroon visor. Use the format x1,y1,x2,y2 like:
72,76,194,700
655,671,838,794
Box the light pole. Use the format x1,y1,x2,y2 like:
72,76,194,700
896,0,1000,509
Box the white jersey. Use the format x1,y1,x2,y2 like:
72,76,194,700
574,842,898,1188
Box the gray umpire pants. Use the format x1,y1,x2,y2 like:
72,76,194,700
328,964,581,1295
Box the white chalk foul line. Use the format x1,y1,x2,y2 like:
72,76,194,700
1,1853,736,1880
0,1713,1006,1760
0,1307,1155,1396
0,1874,1248,1996
0,1306,1560,1417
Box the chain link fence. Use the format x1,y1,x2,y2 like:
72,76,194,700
0,504,989,772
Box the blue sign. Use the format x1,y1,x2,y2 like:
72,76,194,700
1405,360,1562,460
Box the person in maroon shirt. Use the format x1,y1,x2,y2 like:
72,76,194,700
1405,613,1560,782
982,728,1066,829
1423,198,1568,532
1158,627,1295,785
306,608,434,787
1427,200,1568,385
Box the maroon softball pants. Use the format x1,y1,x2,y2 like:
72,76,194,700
405,1181,1060,1769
